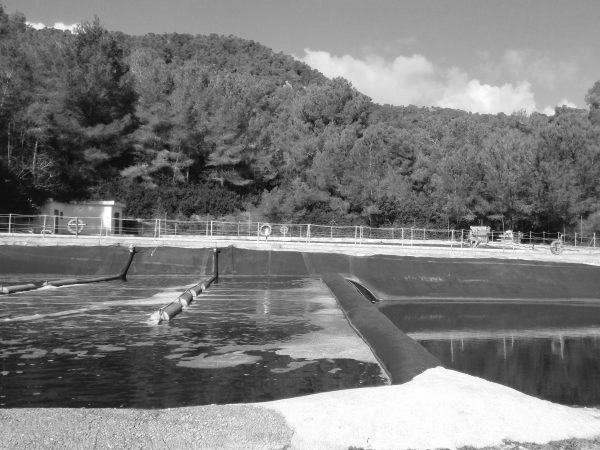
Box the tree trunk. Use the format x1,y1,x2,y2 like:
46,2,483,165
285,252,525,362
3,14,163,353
6,121,11,168
32,139,38,184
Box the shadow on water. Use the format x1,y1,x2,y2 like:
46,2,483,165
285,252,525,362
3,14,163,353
379,301,600,406
0,275,386,408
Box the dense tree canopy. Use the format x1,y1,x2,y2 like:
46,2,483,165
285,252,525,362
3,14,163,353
1,6,600,234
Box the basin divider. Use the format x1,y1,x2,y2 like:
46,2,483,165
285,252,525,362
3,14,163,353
322,272,441,384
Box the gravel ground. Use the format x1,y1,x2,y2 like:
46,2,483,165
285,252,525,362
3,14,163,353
459,437,600,450
0,405,293,450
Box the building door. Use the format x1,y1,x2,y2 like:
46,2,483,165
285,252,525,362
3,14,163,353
53,209,59,233
113,212,121,234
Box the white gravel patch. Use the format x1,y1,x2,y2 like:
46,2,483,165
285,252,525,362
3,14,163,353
263,367,600,449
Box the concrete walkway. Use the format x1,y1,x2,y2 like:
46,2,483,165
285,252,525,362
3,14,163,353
3,233,600,266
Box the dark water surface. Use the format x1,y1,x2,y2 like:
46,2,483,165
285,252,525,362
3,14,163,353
0,275,386,408
379,301,600,406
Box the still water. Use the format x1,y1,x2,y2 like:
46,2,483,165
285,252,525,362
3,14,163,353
0,275,386,408
379,301,600,406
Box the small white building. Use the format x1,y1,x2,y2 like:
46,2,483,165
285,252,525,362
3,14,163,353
38,200,126,235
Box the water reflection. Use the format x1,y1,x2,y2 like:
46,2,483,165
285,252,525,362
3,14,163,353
0,275,386,408
379,302,600,406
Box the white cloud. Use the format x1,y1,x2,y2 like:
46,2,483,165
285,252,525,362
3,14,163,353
26,22,45,30
53,22,79,33
542,98,578,116
26,21,79,33
300,49,537,114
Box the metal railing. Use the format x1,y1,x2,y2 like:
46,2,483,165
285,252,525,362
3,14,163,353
0,213,598,251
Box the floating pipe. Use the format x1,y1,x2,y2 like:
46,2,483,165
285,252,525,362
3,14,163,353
1,283,38,294
0,246,138,295
150,302,183,323
46,245,138,287
150,248,219,324
178,291,194,307
190,284,203,296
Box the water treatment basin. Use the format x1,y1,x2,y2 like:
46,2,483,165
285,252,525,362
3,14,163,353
379,301,600,407
0,275,387,408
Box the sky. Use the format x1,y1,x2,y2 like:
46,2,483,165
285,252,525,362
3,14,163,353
4,0,600,115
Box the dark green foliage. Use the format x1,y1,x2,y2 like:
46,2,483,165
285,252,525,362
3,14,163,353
1,6,600,235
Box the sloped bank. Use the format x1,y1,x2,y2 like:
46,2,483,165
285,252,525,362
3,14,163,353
4,244,600,302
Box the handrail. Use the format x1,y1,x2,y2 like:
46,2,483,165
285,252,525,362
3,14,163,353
0,213,596,249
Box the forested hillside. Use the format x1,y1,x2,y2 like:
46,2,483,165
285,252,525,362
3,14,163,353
2,6,600,234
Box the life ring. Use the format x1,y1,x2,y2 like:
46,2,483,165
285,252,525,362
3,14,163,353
67,218,85,234
550,240,563,255
260,223,272,237
280,225,289,236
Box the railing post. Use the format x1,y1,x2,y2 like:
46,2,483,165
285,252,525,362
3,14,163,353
307,224,311,243
43,215,47,235
461,229,464,248
401,228,404,246
210,220,213,238
75,217,79,237
8,213,11,234
575,232,577,247
354,226,358,245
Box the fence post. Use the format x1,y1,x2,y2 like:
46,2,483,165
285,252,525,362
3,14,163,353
423,228,426,240
238,222,240,237
575,232,577,247
8,213,11,234
210,220,213,238
594,233,596,248
461,229,464,248
543,231,545,243
410,227,414,246
75,217,79,238
451,229,454,247
354,226,358,244
43,215,47,235
401,228,404,246
307,224,311,243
